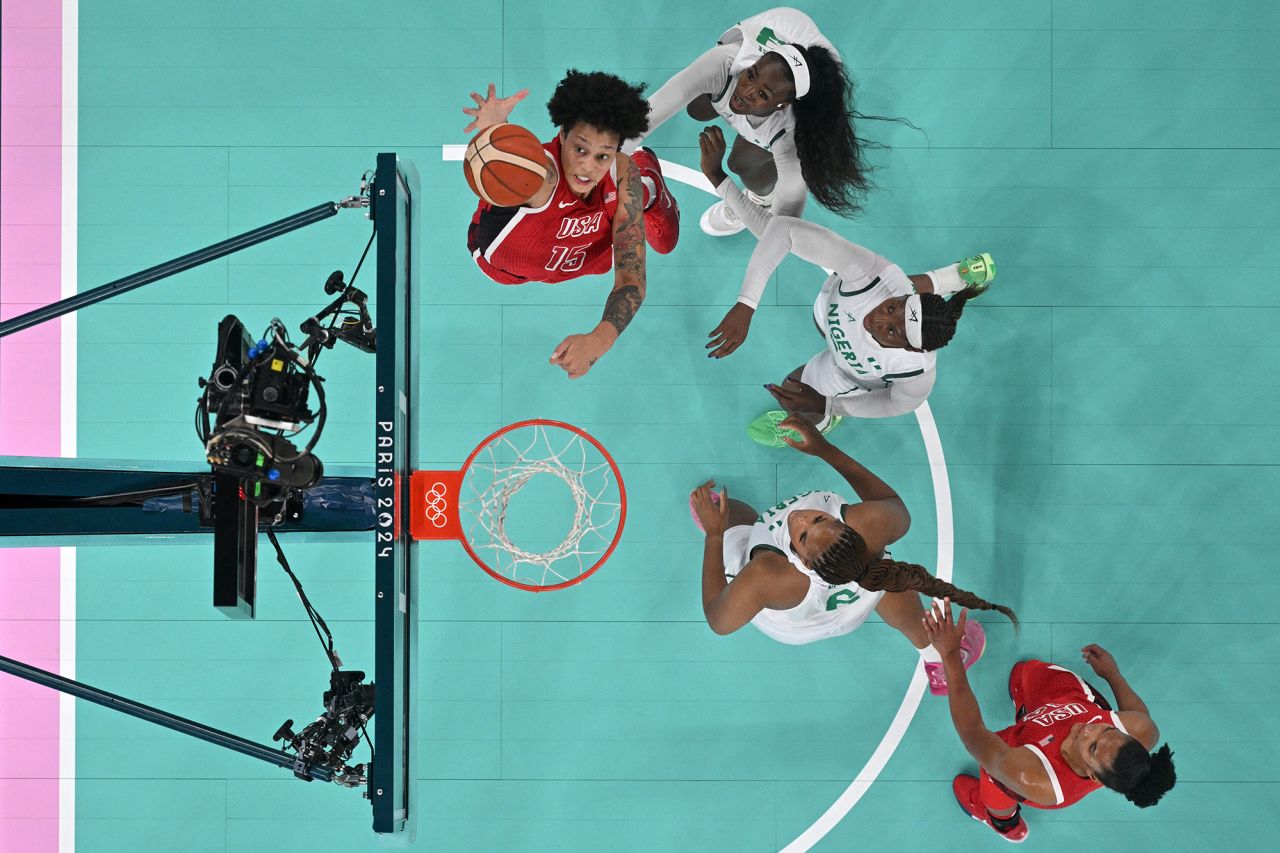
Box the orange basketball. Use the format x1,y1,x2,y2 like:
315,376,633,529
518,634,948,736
463,123,547,207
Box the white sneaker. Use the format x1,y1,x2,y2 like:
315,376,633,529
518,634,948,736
699,190,773,237
699,200,745,236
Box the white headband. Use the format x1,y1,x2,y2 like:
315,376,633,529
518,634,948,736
773,44,811,98
903,294,924,349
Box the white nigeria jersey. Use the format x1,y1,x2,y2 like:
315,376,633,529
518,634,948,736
725,489,885,645
811,263,937,395
711,8,840,152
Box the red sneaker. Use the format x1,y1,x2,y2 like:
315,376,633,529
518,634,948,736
953,774,1028,843
629,147,679,254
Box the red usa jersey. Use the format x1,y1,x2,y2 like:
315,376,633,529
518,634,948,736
996,661,1129,809
467,135,619,284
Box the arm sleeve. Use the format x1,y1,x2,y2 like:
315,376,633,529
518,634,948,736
716,193,892,308
826,372,936,419
768,138,806,218
622,45,735,154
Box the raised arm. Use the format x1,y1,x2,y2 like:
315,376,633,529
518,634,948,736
691,481,793,635
622,44,735,154
826,371,936,420
548,153,646,379
1081,644,1160,749
925,602,1060,806
775,415,911,547
461,83,530,134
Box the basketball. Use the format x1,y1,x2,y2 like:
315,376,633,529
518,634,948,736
463,123,547,207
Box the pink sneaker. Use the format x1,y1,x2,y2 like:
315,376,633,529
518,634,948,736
923,618,987,696
689,489,721,533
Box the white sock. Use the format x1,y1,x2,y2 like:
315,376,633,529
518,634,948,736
918,644,943,663
746,189,774,208
923,263,965,297
640,176,656,210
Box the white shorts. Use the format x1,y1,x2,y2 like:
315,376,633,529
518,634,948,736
801,349,867,397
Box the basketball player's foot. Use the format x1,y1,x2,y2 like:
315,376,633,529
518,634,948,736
689,489,722,533
631,147,680,254
746,410,843,448
957,252,997,295
953,775,1029,843
923,618,987,696
700,200,745,236
699,189,772,237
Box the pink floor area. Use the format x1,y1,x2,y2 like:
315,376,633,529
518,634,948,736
0,0,66,850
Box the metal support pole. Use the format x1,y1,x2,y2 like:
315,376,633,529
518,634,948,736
0,201,342,339
0,653,334,783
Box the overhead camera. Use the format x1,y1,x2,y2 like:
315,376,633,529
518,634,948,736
196,271,375,505
274,668,375,788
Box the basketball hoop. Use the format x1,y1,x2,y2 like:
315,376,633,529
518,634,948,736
410,419,625,591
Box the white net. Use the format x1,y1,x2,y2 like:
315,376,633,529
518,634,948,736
459,422,623,589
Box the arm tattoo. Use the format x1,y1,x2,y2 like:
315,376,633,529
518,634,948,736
612,156,647,281
602,284,643,336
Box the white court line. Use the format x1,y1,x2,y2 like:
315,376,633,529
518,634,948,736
441,146,954,851
781,401,952,852
60,2,79,851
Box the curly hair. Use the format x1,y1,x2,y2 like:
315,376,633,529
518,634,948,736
1098,741,1177,808
918,289,980,352
546,69,649,144
810,526,1019,628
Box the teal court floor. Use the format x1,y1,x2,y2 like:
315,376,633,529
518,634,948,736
3,1,1279,851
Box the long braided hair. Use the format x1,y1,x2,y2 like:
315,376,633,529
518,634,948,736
918,289,981,352
810,527,1019,628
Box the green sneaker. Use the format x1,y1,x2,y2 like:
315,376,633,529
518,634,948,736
957,252,996,295
746,411,843,448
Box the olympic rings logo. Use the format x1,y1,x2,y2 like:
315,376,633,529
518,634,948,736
423,481,449,528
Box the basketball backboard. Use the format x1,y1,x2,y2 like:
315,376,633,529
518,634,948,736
370,152,419,838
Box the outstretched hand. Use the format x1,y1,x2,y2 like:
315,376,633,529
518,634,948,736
690,480,729,537
706,303,754,358
698,125,729,187
1081,644,1120,680
765,378,825,417
923,598,969,657
776,414,829,455
463,83,530,134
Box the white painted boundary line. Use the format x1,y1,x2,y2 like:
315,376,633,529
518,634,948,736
439,146,954,850
781,401,952,852
60,2,78,851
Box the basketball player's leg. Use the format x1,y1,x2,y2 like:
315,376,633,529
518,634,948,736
628,148,680,254
875,591,931,649
685,94,718,121
726,134,778,197
724,497,757,528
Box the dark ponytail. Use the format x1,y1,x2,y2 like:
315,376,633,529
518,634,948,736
781,45,872,217
1098,742,1177,808
809,528,1019,629
919,289,980,351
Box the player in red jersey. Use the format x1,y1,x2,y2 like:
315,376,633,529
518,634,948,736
463,71,681,379
924,601,1177,843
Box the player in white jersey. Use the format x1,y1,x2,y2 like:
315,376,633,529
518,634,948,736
694,126,997,442
622,7,891,307
690,416,1017,694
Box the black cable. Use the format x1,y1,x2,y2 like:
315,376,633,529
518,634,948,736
347,223,376,288
66,482,201,506
265,525,342,672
